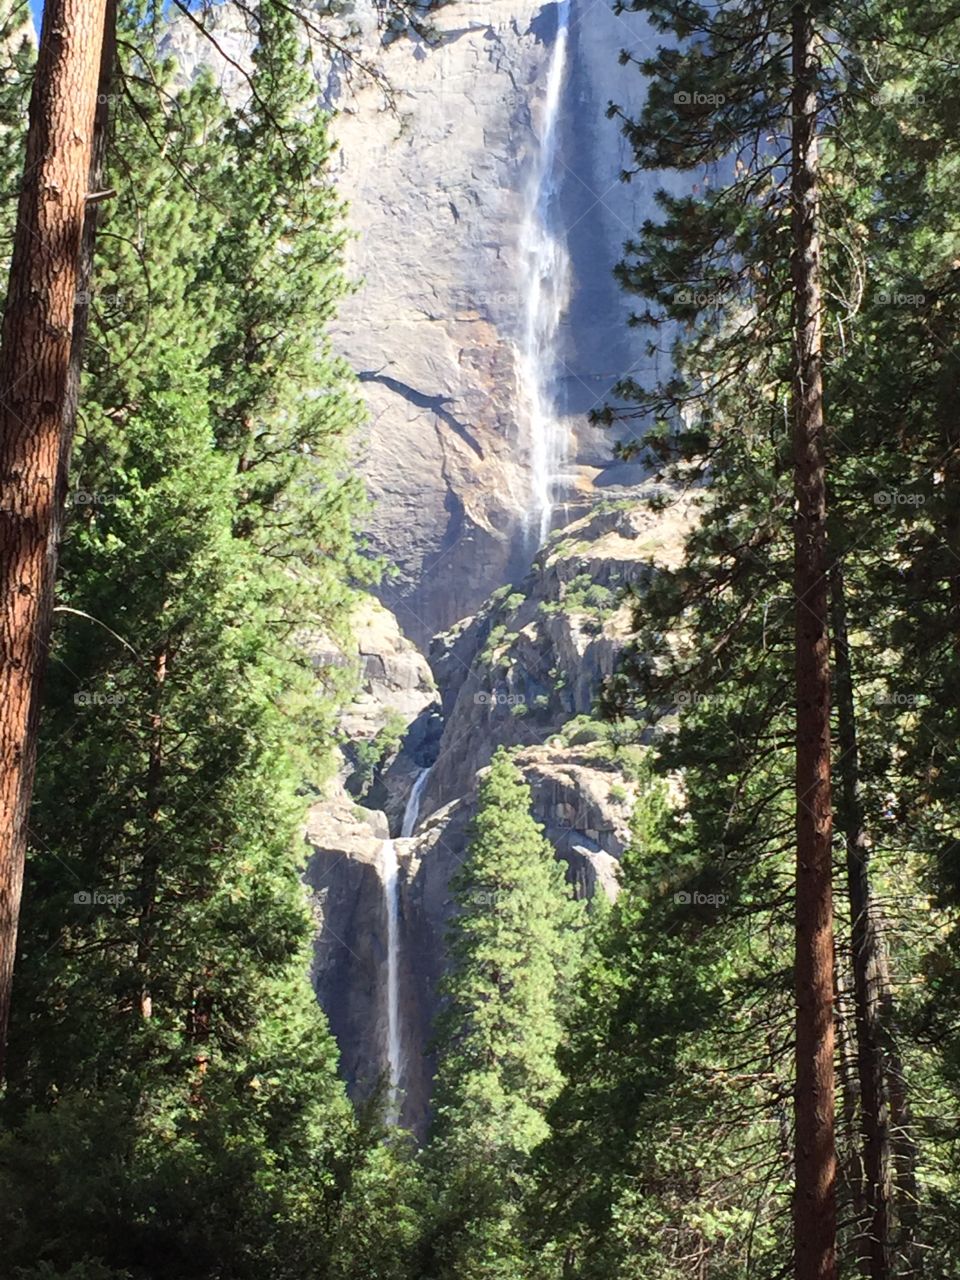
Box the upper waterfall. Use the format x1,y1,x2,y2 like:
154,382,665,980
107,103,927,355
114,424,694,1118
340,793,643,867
517,0,572,547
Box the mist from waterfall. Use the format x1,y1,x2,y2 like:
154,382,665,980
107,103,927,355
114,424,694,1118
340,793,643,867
518,0,572,547
378,838,403,1123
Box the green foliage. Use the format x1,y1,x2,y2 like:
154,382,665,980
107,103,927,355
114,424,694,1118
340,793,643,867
534,2,960,1276
535,754,792,1280
560,573,617,616
421,750,584,1279
0,8,409,1278
351,709,409,797
198,0,375,656
0,0,31,294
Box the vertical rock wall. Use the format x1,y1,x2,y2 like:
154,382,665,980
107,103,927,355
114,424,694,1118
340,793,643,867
329,0,667,644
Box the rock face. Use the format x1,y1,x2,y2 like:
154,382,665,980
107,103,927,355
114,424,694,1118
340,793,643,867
317,596,438,743
421,493,692,816
328,0,678,644
164,0,679,642
304,787,391,1103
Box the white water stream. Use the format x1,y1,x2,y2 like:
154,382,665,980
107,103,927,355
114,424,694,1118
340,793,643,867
517,0,572,546
401,766,431,839
378,768,432,1124
378,838,403,1123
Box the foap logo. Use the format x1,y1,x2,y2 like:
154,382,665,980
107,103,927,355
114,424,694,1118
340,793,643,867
74,286,129,311
74,690,125,707
74,889,126,906
874,490,925,508
67,489,118,508
873,690,920,708
877,290,926,307
674,89,726,106
675,890,726,906
675,287,730,308
470,889,503,908
476,289,520,310
871,88,926,108
474,691,526,708
676,690,711,707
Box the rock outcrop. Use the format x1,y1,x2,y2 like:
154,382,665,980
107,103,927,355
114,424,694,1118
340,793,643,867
421,492,693,816
308,486,695,1134
332,0,684,642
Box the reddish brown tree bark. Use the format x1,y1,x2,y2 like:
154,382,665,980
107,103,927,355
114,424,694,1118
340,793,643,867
0,0,108,1078
790,5,837,1279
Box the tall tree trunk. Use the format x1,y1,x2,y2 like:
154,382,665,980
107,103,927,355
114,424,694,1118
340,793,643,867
61,0,116,478
790,6,837,1279
834,956,867,1266
887,1055,919,1272
0,0,108,1078
831,560,893,1280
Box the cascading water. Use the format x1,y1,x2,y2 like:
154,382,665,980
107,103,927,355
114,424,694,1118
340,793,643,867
377,768,431,1124
401,767,431,838
378,838,403,1123
517,0,572,547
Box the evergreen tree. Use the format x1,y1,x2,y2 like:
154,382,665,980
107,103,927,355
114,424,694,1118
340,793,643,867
538,2,960,1278
0,10,415,1277
419,748,582,1279
199,0,373,660
0,0,32,290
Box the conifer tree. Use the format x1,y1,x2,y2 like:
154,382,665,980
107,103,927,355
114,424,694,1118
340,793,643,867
420,748,581,1279
0,10,415,1277
199,0,371,654
539,3,960,1277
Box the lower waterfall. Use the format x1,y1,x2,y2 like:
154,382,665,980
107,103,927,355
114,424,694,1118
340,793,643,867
378,838,403,1123
378,768,431,1124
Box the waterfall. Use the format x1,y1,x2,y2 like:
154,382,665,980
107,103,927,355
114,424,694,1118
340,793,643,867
518,0,572,546
378,838,403,1123
401,766,431,838
377,768,431,1124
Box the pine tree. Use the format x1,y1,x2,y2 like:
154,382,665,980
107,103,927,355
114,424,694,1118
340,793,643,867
198,0,372,661
540,2,960,1277
0,11,414,1277
0,0,33,289
420,748,582,1279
